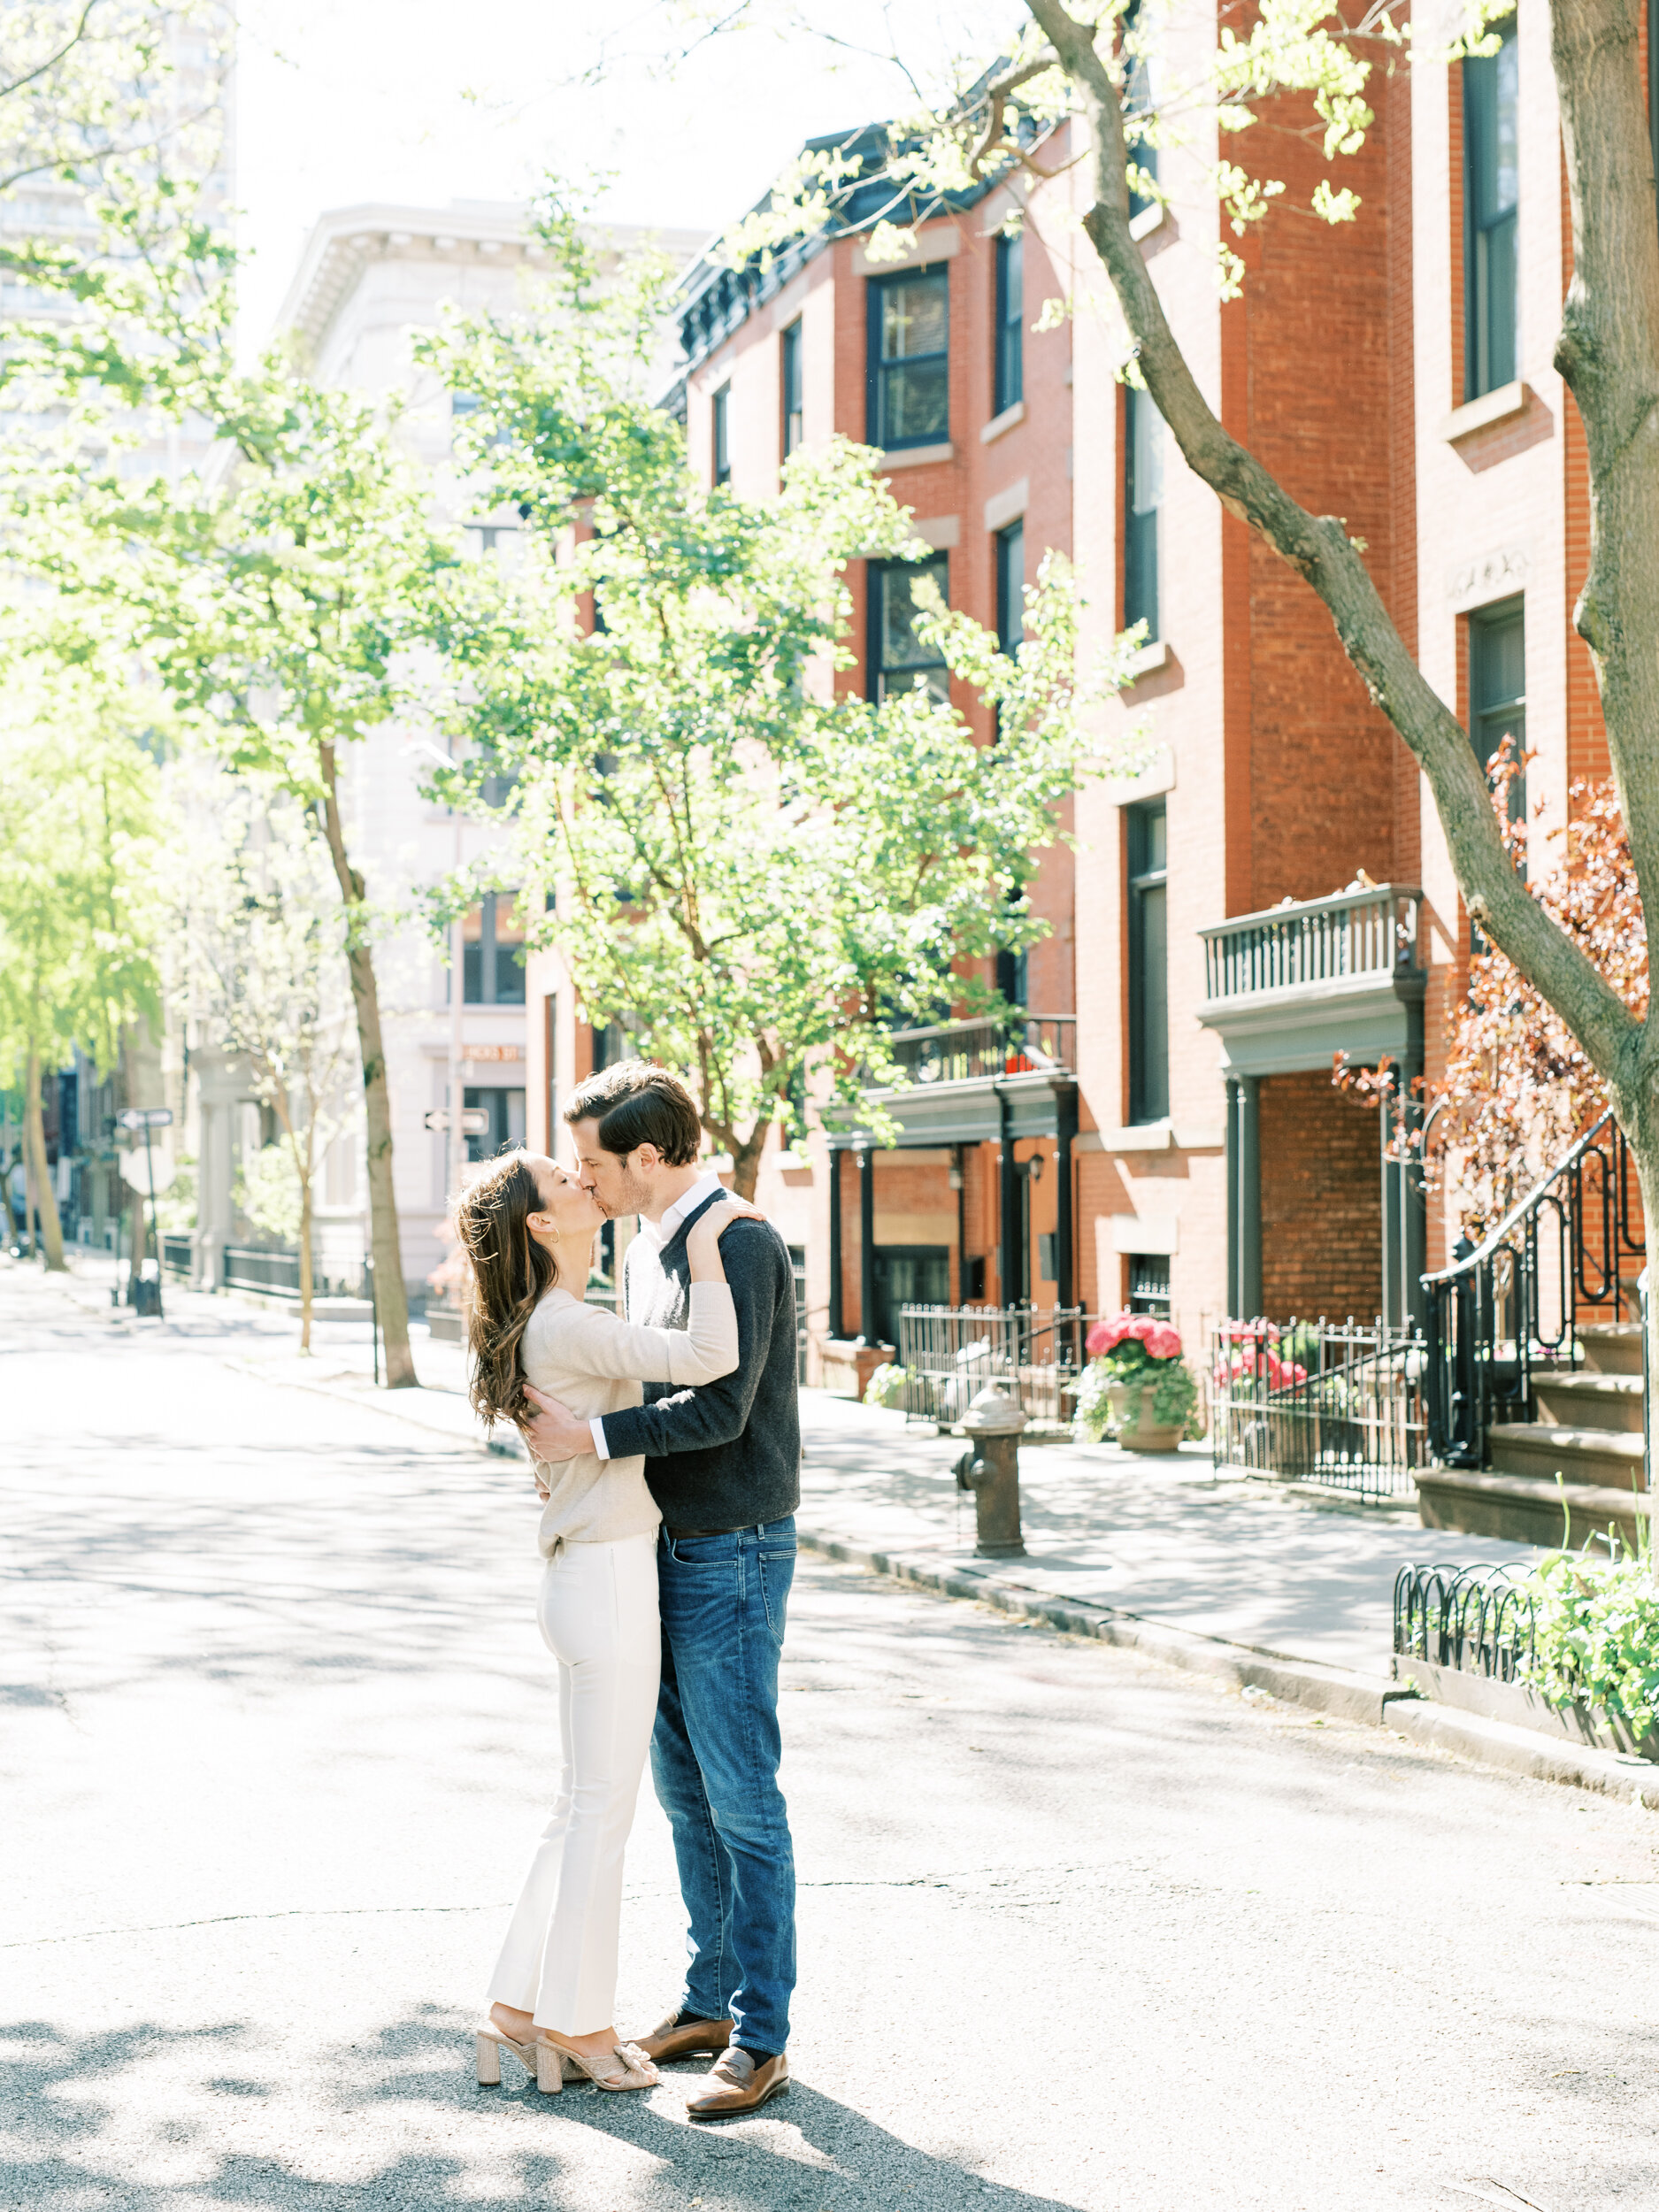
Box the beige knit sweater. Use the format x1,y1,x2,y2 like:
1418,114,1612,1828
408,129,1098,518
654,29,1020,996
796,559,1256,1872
520,1281,739,1556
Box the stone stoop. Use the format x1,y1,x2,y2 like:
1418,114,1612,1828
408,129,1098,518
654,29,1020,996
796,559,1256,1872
1418,1321,1649,1548
1417,1464,1652,1552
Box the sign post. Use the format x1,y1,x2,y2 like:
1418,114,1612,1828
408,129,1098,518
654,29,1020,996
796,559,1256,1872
117,1108,173,1317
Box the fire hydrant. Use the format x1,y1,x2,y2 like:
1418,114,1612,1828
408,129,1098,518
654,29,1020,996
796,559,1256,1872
953,1385,1028,1557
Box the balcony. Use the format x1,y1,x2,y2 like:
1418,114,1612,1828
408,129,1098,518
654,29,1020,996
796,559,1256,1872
832,1015,1078,1148
1198,883,1425,1078
878,1015,1076,1087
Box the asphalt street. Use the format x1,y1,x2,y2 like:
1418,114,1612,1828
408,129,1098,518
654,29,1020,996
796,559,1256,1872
5,1262,1659,2211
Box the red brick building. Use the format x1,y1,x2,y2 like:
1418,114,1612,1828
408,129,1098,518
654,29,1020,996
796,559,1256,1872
534,12,1607,1386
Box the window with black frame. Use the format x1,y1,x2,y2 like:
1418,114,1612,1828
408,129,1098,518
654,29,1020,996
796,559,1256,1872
1124,0,1159,219
1470,596,1525,819
1128,1254,1171,1317
1124,382,1163,640
781,320,803,457
712,382,731,484
994,232,1022,414
868,556,950,704
1463,15,1518,400
995,519,1024,656
462,894,526,1005
867,266,949,449
1127,801,1169,1124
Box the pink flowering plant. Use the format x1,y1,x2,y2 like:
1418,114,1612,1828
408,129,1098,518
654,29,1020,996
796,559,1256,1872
1071,1310,1200,1441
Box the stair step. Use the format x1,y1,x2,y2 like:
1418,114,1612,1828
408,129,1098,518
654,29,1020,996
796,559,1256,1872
1417,1464,1655,1551
1579,1323,1645,1377
1531,1371,1646,1433
1488,1421,1647,1488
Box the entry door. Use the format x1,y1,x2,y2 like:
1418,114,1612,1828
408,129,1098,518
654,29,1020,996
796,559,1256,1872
464,1086,526,1163
872,1245,951,1348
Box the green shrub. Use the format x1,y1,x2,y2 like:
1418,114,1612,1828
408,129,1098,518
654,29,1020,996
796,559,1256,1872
1523,1543,1659,1731
863,1361,910,1409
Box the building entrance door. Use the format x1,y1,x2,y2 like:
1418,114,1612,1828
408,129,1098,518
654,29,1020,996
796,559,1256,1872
872,1245,950,1347
464,1087,526,1163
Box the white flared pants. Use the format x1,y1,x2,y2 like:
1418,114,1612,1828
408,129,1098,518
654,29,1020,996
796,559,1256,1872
487,1532,661,2033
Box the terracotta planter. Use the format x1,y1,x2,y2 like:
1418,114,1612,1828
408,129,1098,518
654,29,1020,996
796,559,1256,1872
1109,1380,1186,1453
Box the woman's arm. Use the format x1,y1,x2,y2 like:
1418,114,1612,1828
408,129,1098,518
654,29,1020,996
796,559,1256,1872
537,1286,739,1389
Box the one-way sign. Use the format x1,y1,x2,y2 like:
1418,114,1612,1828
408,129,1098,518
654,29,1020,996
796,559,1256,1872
425,1108,491,1135
117,1107,174,1131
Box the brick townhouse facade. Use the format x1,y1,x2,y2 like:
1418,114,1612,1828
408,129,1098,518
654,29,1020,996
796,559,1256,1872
542,5,1614,1388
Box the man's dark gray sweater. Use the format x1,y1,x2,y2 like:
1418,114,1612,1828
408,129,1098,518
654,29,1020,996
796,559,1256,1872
601,1191,801,1532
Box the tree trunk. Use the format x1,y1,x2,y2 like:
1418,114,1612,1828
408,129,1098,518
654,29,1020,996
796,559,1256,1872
1022,0,1642,1088
315,741,417,1386
298,1177,314,1354
1546,0,1659,1416
23,1048,65,1271
728,1125,768,1202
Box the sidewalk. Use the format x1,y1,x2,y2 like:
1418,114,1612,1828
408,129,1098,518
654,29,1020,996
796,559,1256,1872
795,1395,1539,1677
34,1253,1533,1675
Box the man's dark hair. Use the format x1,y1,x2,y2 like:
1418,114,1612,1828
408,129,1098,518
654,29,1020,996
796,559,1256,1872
563,1058,703,1165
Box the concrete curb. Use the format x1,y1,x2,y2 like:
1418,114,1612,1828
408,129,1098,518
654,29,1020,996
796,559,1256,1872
796,1527,1659,1809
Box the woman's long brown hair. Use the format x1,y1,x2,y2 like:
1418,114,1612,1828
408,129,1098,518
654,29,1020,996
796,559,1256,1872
456,1150,558,1429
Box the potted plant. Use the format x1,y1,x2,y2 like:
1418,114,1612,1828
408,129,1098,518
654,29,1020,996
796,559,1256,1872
1073,1311,1200,1451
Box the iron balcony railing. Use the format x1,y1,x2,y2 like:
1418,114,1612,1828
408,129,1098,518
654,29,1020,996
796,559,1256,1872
1422,1105,1647,1468
869,1015,1077,1088
1201,883,1420,1002
1209,1317,1426,1501
894,1302,1095,1428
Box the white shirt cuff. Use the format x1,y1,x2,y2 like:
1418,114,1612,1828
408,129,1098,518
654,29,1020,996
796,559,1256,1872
588,1417,611,1460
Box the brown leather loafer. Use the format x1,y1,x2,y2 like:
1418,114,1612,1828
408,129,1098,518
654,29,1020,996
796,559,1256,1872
634,2009,733,2064
686,2046,789,2121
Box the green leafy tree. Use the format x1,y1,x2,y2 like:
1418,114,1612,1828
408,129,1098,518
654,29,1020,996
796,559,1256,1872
0,664,164,1271
35,379,461,1385
3,12,435,1381
424,209,1118,1194
1,2,233,411
186,793,358,1352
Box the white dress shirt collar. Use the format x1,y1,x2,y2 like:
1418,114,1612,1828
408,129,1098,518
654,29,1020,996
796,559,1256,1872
647,1166,727,1248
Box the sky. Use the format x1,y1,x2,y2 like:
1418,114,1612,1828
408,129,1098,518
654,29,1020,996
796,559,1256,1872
234,1,1020,349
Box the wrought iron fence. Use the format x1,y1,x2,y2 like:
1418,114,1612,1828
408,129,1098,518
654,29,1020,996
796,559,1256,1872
1200,883,1419,1003
871,1016,1077,1088
1209,1317,1426,1500
223,1245,302,1296
161,1233,193,1278
1423,1105,1646,1467
1394,1561,1538,1682
893,1302,1094,1428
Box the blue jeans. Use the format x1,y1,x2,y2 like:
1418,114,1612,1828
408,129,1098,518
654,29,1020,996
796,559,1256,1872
652,1517,796,2055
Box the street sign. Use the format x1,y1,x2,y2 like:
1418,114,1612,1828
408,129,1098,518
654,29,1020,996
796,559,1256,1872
424,1108,490,1135
118,1107,174,1131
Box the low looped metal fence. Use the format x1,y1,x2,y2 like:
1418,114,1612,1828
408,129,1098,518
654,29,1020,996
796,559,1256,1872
1393,1561,1539,1682
1209,1317,1426,1501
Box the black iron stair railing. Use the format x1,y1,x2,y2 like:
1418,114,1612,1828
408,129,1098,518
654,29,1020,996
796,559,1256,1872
1422,1106,1645,1467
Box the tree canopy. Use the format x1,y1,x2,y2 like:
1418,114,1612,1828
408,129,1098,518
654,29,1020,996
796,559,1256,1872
423,205,1123,1192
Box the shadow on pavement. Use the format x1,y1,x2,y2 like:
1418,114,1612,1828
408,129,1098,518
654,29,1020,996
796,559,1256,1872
0,2008,1089,2211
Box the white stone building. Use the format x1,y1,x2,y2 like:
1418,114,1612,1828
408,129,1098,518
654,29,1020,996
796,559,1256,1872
211,201,706,1303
